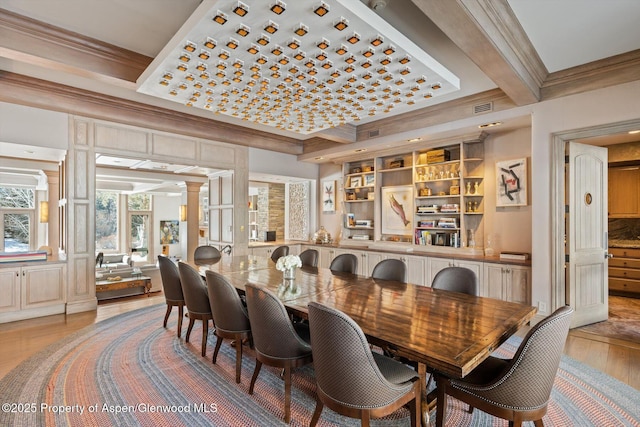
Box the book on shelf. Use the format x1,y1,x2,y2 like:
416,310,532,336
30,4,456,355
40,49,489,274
0,250,48,263
499,251,530,261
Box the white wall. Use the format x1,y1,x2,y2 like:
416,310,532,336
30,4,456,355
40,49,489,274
318,163,343,242
0,102,68,149
153,195,183,259
248,147,319,180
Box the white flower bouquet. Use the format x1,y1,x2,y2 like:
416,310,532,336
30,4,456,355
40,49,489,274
275,254,302,272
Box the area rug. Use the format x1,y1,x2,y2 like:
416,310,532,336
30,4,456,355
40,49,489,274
1,304,638,426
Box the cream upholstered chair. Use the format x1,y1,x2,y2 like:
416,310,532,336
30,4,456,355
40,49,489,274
244,283,312,423
329,253,358,274
157,255,185,337
178,262,213,357
371,259,407,283
205,270,252,383
435,305,574,427
299,248,319,267
194,245,221,264
431,266,479,296
269,245,289,262
308,302,421,427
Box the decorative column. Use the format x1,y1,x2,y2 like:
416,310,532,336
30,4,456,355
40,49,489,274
43,170,60,252
185,181,203,262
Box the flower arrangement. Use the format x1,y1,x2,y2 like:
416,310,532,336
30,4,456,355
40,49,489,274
275,254,302,272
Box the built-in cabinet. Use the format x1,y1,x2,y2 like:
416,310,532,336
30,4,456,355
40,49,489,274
340,134,486,253
483,262,531,304
0,262,66,323
608,166,640,217
608,247,640,296
426,257,484,289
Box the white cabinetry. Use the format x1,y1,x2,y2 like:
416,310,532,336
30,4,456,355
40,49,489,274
426,257,483,288
483,263,531,304
0,262,66,323
384,253,426,285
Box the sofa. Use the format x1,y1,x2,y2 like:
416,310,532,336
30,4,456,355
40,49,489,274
96,252,133,269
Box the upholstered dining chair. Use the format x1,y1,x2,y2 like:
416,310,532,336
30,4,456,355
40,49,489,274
269,245,289,262
194,245,222,264
244,283,313,423
157,255,186,337
431,266,479,296
178,262,214,357
205,270,252,383
435,305,574,427
307,302,421,427
299,248,319,267
329,253,358,274
371,259,407,283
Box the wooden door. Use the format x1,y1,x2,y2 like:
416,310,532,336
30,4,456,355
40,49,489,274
567,142,608,327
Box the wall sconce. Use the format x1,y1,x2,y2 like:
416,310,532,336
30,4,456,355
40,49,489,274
179,205,187,222
40,201,49,223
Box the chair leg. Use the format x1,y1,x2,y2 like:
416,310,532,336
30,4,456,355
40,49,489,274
435,377,447,427
212,335,223,364
409,393,420,427
235,334,243,384
534,420,544,427
177,305,183,337
284,365,291,423
249,360,262,395
309,397,323,427
201,319,209,357
163,304,172,328
185,316,195,343
362,410,370,427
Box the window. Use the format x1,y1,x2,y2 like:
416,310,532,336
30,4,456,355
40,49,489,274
0,187,35,252
128,194,151,263
95,191,119,252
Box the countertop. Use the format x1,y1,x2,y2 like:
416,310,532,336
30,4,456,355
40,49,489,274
609,239,640,249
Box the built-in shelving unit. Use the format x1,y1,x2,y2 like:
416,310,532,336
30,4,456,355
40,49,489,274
340,134,486,254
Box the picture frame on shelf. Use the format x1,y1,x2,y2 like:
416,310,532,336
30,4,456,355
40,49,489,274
346,213,356,227
349,176,362,188
364,173,375,186
381,185,414,235
322,180,336,212
496,158,528,207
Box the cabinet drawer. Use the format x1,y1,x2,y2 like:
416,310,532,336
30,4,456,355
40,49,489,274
609,247,640,259
609,267,640,280
609,277,640,294
609,257,640,269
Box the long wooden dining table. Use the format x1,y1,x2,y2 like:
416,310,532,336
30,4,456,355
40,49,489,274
196,255,537,423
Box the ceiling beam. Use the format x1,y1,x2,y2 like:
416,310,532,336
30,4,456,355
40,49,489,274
410,0,546,106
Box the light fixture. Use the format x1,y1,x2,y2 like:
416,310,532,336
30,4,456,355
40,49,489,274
478,121,502,128
137,0,460,135
629,130,640,134
179,205,187,222
39,201,49,223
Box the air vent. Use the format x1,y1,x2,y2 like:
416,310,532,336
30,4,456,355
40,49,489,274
473,102,493,115
368,129,380,138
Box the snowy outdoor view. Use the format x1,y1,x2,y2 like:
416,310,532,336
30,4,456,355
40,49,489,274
1,187,34,253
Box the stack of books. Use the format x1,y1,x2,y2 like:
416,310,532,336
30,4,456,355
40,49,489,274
499,251,530,261
440,204,459,213
417,205,439,214
0,251,48,263
437,218,458,228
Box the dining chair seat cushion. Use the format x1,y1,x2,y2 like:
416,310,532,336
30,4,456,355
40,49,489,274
372,352,421,385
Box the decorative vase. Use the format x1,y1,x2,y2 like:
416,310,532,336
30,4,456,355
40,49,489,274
283,267,296,280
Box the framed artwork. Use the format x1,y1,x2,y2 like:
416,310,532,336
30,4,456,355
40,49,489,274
322,180,336,212
159,220,180,244
381,185,414,235
364,173,375,186
349,176,362,188
496,158,528,206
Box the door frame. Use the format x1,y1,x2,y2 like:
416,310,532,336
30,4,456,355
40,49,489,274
551,118,640,313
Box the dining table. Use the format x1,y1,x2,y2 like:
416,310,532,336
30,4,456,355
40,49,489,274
197,254,537,424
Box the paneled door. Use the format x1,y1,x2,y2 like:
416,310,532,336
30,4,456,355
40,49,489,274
567,142,608,327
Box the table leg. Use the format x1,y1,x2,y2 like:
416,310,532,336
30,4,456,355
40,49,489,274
418,362,431,427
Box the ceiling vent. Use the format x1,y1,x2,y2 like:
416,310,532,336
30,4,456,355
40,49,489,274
368,129,380,138
473,102,493,115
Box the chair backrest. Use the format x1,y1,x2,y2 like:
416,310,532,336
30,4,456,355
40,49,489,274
329,253,358,274
157,255,184,302
371,259,406,283
460,305,574,409
194,245,221,262
308,301,413,407
205,270,250,333
270,245,289,262
431,266,479,296
244,283,311,358
177,262,211,315
299,249,319,267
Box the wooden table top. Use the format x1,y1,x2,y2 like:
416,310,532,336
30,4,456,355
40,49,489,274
201,256,537,378
195,254,272,274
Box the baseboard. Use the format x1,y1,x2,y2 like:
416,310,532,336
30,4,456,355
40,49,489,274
66,298,98,314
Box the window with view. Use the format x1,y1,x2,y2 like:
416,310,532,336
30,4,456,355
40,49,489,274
95,191,119,252
128,194,151,263
0,186,35,252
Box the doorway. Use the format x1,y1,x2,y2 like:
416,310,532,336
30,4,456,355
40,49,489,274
552,118,640,329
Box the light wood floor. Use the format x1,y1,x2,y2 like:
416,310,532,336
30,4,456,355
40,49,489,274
1,294,639,391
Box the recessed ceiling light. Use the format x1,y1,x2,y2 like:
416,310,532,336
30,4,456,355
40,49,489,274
354,148,367,153
408,137,422,142
478,121,502,128
629,130,640,134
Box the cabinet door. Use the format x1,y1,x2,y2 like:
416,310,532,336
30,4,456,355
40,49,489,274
454,260,484,291
21,264,65,309
318,247,337,269
385,254,426,285
482,263,505,299
361,251,384,277
251,247,272,257
426,257,453,286
505,265,531,305
0,267,21,313
608,167,640,216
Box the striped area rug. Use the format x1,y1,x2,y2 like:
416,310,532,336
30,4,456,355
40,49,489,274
0,304,638,426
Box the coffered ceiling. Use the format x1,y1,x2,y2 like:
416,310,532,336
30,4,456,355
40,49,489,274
1,0,639,157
